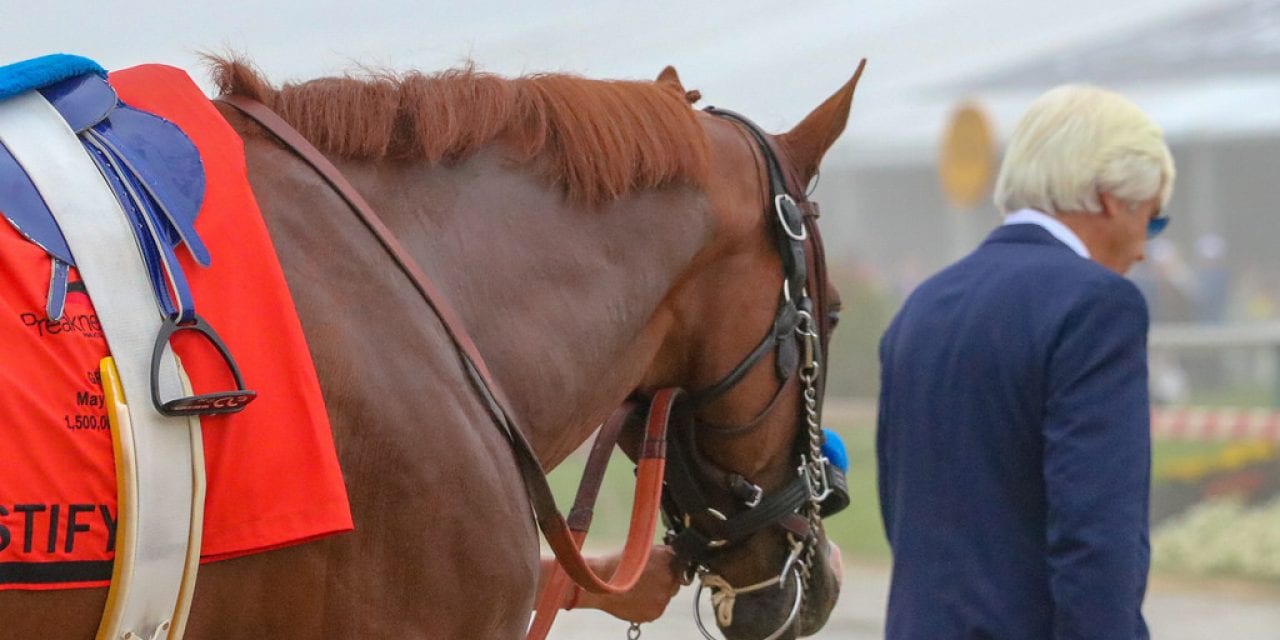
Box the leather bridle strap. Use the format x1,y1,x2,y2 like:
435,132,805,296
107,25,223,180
537,388,677,592
682,297,800,410
217,95,672,596
528,401,636,639
705,106,809,298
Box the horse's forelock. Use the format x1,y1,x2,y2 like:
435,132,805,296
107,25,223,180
206,58,711,205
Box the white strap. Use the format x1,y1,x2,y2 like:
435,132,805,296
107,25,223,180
0,91,200,640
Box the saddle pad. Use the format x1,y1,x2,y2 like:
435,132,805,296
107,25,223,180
0,54,105,102
0,64,353,590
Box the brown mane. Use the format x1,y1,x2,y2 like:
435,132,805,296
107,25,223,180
210,58,711,205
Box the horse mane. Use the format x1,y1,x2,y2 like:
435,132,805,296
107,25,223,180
209,57,711,205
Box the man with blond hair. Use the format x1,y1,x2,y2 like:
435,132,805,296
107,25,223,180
877,84,1174,639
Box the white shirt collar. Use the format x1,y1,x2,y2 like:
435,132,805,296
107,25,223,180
1002,209,1091,259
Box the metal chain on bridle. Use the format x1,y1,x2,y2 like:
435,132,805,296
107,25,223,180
797,305,832,588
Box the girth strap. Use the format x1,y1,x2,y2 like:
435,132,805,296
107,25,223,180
0,88,203,640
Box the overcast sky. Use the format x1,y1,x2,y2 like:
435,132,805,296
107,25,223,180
4,0,1278,165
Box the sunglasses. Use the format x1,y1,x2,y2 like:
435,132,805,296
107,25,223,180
1147,215,1170,239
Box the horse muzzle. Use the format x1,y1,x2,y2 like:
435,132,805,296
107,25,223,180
696,539,843,640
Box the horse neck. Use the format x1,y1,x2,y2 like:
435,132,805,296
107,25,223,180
342,149,715,466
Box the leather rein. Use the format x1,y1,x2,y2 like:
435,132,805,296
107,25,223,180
218,95,671,598
217,95,848,640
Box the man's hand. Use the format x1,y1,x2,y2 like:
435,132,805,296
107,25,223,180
574,545,683,623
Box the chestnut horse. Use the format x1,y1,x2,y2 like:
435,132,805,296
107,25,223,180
0,58,862,639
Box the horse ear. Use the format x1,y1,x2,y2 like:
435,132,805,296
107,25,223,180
656,65,685,92
657,66,702,104
778,59,867,185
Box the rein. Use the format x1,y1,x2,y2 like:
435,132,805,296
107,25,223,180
216,96,674,597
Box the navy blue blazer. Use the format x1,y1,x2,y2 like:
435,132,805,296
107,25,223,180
877,223,1151,639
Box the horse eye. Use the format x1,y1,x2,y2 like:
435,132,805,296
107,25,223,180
826,309,841,332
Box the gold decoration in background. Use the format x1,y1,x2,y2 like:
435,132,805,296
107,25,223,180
938,102,996,210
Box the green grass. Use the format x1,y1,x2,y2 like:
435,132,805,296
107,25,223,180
1152,440,1248,480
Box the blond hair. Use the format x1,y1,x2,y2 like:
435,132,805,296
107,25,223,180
994,84,1175,215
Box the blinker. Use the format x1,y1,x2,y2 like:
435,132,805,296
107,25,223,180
820,428,848,473
818,429,851,517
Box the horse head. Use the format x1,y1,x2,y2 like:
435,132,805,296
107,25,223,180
636,62,865,640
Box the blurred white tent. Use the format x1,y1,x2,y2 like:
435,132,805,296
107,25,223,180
837,0,1280,166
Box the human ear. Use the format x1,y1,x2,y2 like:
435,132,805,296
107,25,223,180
1097,191,1126,219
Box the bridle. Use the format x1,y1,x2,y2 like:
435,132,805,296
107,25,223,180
626,106,849,640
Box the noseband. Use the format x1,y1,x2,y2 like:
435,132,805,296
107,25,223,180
629,107,849,640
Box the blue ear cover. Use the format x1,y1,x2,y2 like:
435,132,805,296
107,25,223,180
821,428,848,473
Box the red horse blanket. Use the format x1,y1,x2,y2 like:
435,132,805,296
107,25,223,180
0,64,352,590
